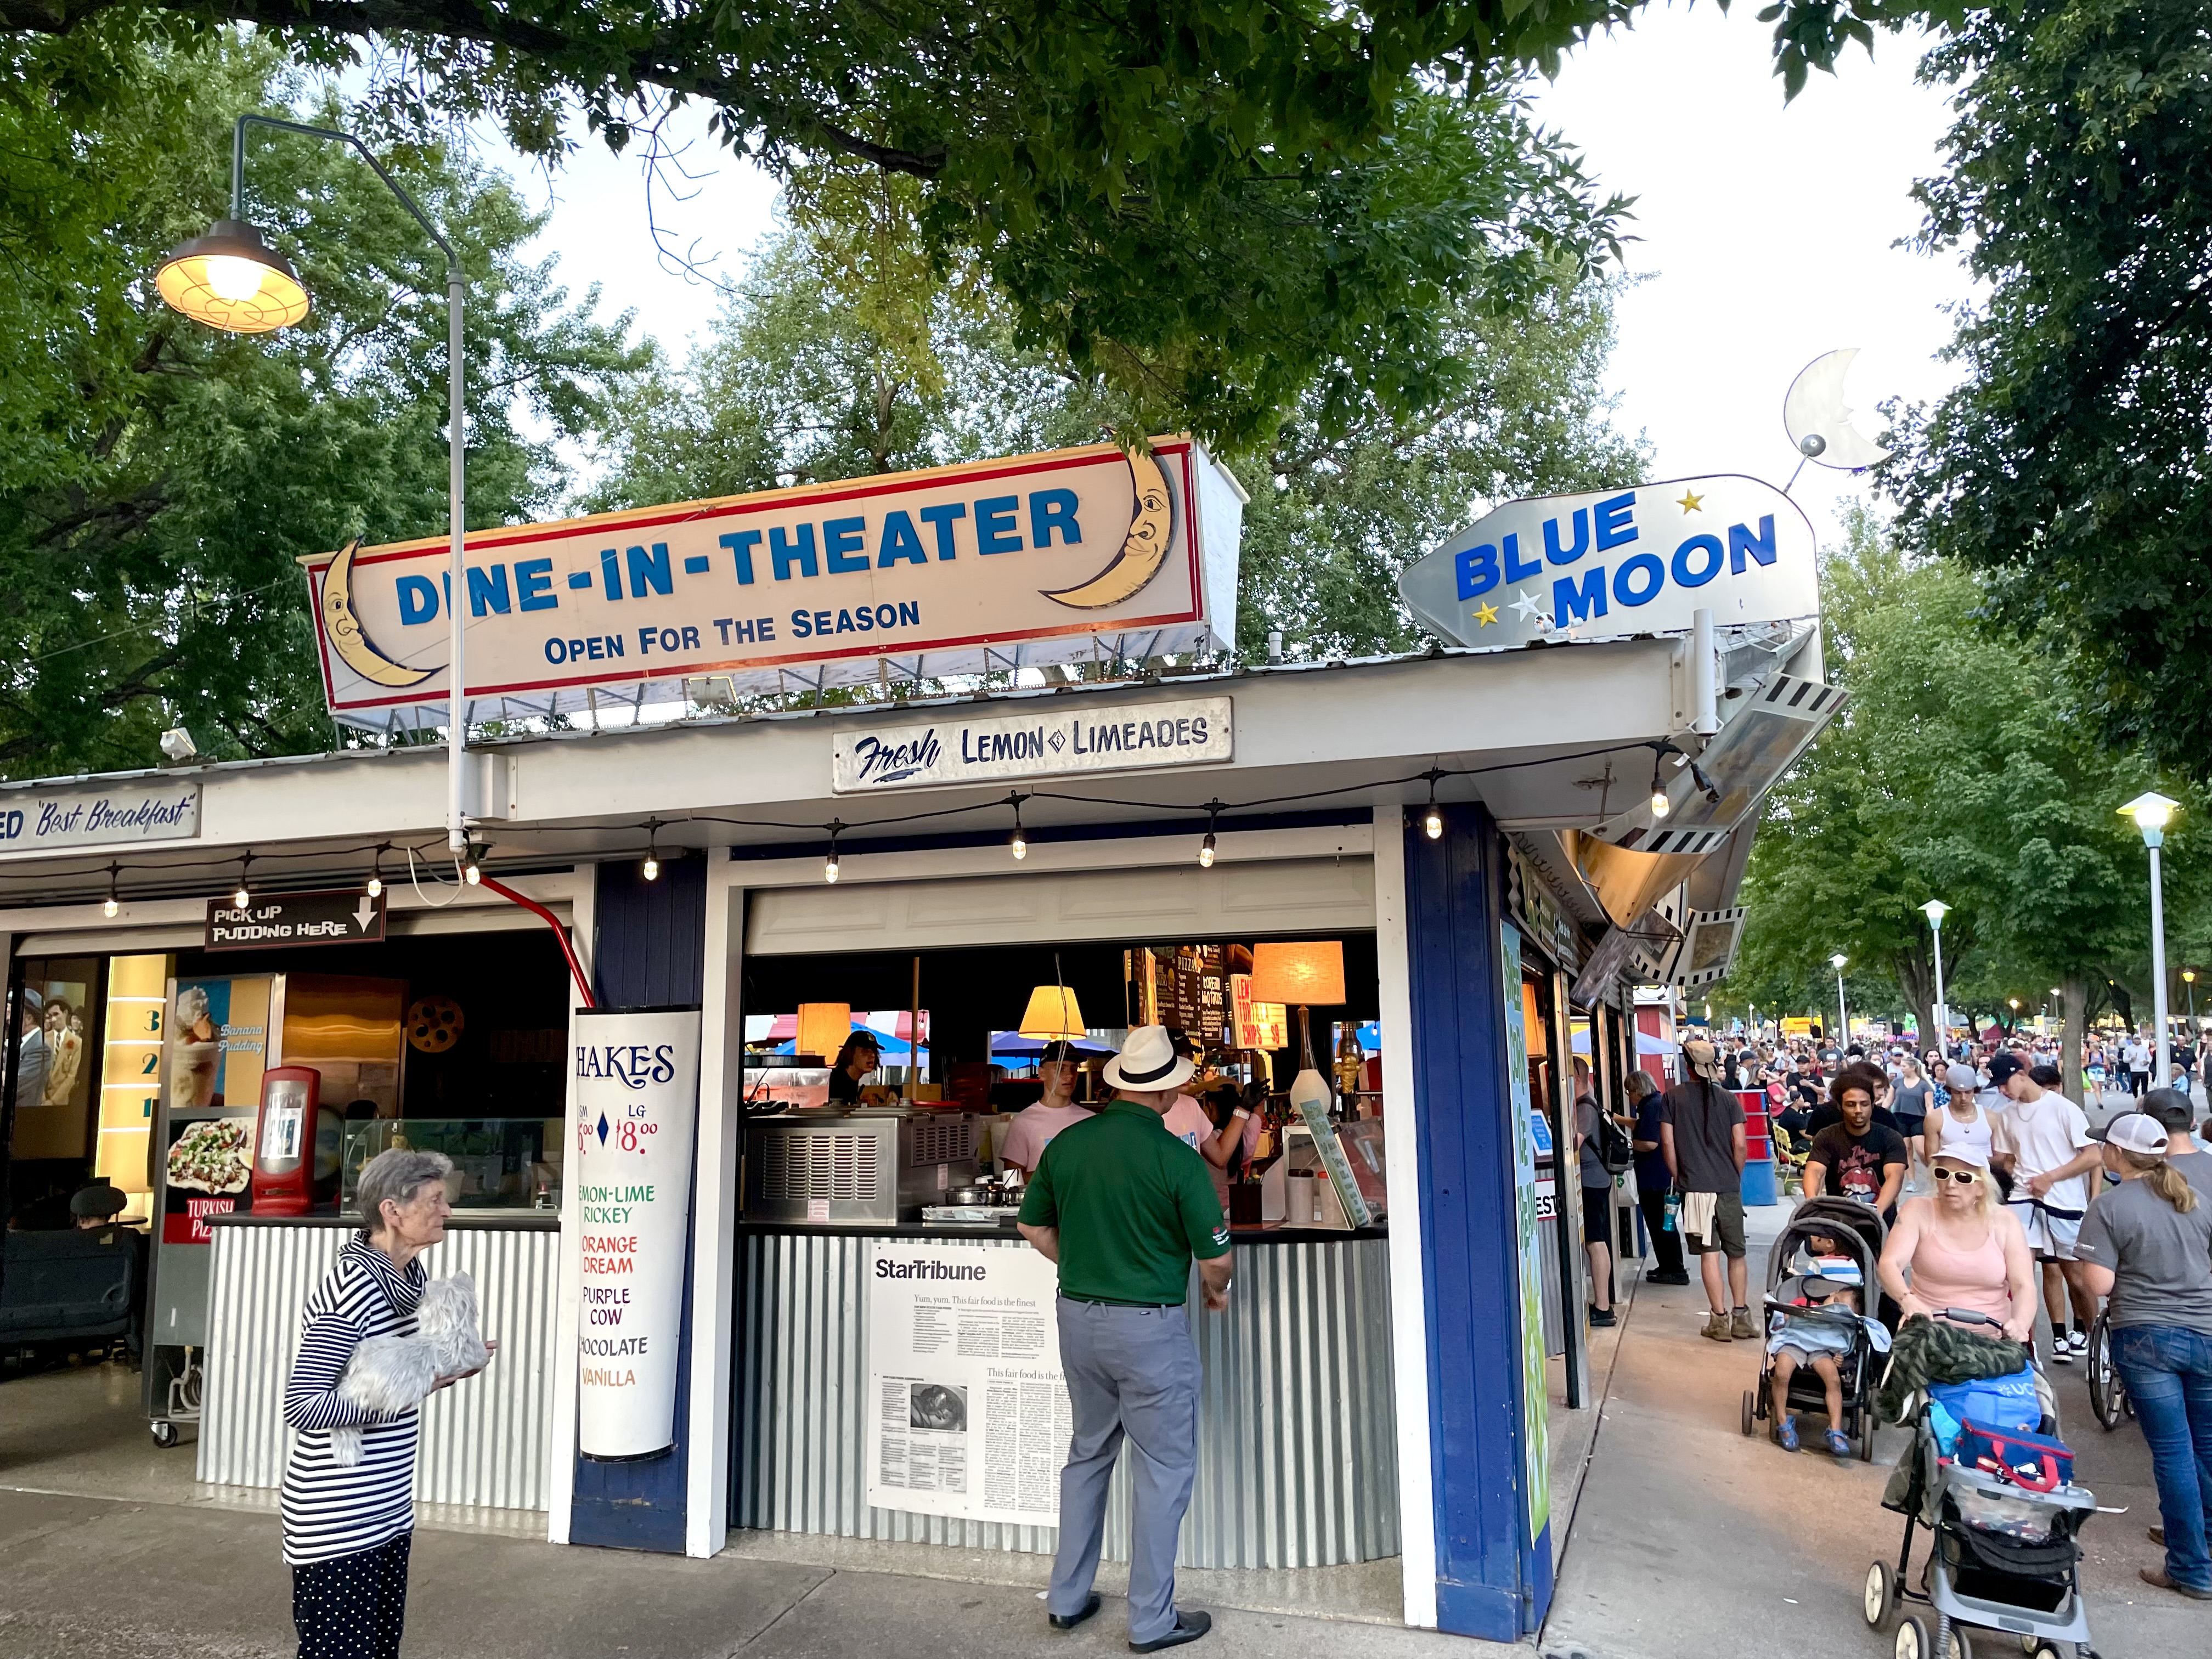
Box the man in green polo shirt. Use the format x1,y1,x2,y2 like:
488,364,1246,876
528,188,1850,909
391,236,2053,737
1018,1024,1232,1652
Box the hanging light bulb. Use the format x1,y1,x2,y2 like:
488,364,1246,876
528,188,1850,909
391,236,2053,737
366,843,385,900
464,861,483,887
103,864,120,918
1423,772,1444,840
1649,747,1672,819
1009,793,1027,861
641,817,662,882
1199,831,1216,868
233,851,252,911
824,820,844,883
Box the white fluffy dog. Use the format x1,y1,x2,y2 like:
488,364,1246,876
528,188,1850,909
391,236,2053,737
327,1272,490,1466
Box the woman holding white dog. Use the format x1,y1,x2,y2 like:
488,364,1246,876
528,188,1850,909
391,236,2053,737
282,1149,495,1658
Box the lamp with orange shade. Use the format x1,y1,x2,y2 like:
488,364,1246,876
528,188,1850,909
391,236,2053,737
1017,985,1086,1041
795,1003,852,1065
1249,941,1347,1112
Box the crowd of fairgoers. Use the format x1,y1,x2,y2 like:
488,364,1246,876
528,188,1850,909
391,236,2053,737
1643,1026,2212,1601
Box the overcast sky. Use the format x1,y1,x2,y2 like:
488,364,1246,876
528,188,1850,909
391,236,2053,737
499,5,1972,537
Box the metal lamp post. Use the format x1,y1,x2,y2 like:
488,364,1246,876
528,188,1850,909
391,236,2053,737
2121,792,2180,1086
1921,900,1951,1059
2186,969,2198,1030
158,115,471,858
1830,953,1849,1047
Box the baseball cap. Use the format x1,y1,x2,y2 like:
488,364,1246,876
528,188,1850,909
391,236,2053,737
2107,1112,2172,1156
1985,1051,2027,1086
1943,1062,1979,1092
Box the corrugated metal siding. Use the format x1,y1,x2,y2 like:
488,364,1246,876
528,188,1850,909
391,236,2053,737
735,1233,1396,1568
199,1224,558,1511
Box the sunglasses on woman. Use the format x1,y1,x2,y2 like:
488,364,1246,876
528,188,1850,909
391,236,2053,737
1933,1167,1983,1184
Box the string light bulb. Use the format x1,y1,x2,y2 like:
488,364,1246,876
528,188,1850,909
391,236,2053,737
1649,747,1671,819
103,864,120,918
1199,799,1222,867
232,851,252,911
1009,793,1027,861
366,843,385,900
824,820,844,883
464,860,482,886
641,816,663,881
1423,772,1444,840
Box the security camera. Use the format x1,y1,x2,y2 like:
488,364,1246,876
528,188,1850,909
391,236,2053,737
159,728,197,763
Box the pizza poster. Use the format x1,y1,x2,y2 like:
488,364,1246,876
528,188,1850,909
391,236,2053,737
864,1240,1071,1526
159,975,270,1244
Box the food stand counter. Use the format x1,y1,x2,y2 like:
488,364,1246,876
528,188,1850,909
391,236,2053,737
734,1220,1395,1569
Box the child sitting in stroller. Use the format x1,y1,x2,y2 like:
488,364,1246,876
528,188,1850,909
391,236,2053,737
1769,1252,1872,1457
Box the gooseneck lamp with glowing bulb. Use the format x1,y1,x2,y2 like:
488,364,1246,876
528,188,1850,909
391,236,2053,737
159,113,471,863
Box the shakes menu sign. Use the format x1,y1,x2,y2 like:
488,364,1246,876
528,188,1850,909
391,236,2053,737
302,438,1245,731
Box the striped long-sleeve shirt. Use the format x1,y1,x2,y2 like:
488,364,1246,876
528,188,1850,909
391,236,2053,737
279,1234,426,1566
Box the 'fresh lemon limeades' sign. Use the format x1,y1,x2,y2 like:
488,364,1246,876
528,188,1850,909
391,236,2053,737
1398,475,1819,652
302,438,1245,731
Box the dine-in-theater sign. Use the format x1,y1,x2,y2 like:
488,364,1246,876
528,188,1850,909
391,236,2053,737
301,438,1245,729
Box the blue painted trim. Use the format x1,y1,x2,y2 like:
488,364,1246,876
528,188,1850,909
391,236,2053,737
567,855,707,1554
1402,803,1544,1638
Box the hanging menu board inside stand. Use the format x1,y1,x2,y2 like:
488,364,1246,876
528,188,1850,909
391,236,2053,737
1127,944,1227,1043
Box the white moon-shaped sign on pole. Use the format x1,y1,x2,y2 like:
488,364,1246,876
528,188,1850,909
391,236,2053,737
1782,348,1892,470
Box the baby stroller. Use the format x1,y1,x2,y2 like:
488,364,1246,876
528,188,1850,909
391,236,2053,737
1740,1195,1889,1459
1864,1309,2097,1659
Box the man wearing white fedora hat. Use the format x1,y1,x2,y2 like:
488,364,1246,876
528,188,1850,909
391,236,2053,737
1018,1023,1234,1652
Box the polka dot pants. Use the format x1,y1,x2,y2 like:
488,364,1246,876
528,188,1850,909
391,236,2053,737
292,1531,411,1659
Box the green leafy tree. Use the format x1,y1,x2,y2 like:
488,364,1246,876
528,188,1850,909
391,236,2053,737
587,198,1643,662
0,31,640,776
1887,0,2212,776
1719,509,2211,1087
0,0,1915,451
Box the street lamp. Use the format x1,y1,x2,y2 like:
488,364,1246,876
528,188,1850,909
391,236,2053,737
2186,969,2198,1028
1921,900,1951,1059
158,115,471,858
2121,792,2180,1085
1830,953,1849,1047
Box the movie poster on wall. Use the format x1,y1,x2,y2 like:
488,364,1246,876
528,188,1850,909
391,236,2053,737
864,1240,1070,1526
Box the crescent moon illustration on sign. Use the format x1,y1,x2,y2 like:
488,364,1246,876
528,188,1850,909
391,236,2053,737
320,539,438,687
1040,449,1173,609
1783,348,1893,470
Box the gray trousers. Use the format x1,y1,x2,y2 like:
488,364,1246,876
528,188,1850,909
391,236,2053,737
1048,1295,1201,1644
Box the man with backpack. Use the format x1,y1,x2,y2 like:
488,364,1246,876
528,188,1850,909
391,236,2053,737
1662,1038,1752,1341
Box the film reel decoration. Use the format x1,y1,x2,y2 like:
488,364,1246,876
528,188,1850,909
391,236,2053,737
405,995,465,1054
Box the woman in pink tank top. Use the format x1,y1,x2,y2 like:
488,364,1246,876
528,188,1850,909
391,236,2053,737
1877,1142,2037,1339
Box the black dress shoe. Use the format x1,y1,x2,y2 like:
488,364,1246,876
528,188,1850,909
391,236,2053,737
1130,1611,1211,1652
1049,1594,1102,1631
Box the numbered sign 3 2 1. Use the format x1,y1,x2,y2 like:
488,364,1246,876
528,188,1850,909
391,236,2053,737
571,1005,701,1460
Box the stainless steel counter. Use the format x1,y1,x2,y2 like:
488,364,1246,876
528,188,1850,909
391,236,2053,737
733,1226,1397,1568
198,1215,559,1511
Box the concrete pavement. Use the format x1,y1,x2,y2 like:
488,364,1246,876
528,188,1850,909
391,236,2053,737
1539,1200,2204,1659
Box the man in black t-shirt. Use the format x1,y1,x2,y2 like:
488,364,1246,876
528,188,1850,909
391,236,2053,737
1804,1077,1909,1216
